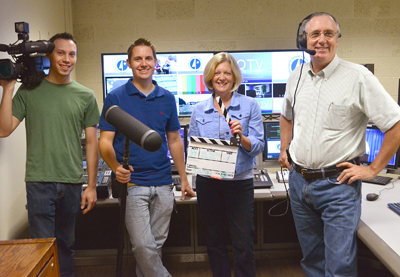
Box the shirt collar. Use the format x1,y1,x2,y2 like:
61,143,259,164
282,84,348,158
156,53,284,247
204,91,241,113
308,54,339,79
126,79,163,99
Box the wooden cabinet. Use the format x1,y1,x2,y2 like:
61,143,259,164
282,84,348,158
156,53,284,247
0,238,60,277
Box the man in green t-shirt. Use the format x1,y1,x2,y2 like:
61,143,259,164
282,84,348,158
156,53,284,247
0,32,100,277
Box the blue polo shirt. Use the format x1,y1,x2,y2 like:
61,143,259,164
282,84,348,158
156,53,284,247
99,79,180,186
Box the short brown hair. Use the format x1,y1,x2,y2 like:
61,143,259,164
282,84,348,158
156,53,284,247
203,52,243,93
127,38,157,61
49,32,77,46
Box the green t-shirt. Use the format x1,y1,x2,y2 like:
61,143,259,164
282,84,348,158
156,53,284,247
12,79,100,183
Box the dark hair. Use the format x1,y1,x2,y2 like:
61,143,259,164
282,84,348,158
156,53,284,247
49,32,77,46
127,38,157,61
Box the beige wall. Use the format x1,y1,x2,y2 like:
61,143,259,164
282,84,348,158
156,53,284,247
0,0,71,240
71,0,400,110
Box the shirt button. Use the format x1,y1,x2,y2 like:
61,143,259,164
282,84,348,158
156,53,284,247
226,132,229,135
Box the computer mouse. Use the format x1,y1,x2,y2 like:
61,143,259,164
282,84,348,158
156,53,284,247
366,193,379,201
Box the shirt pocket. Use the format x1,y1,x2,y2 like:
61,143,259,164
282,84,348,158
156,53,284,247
195,114,216,138
230,110,251,136
323,104,349,130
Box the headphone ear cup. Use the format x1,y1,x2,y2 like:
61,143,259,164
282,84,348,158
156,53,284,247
297,32,307,50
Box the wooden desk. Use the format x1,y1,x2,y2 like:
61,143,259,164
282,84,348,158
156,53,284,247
0,238,60,277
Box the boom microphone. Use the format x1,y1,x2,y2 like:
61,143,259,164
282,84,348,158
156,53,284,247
104,105,162,152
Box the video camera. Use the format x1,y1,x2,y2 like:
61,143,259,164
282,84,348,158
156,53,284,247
0,22,54,89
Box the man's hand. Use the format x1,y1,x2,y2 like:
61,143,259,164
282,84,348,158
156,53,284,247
336,162,377,185
81,186,97,214
115,164,134,184
278,150,291,169
180,179,196,200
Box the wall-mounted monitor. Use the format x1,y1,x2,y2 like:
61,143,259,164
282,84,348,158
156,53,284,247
361,124,399,169
101,52,214,117
229,50,311,114
263,121,281,161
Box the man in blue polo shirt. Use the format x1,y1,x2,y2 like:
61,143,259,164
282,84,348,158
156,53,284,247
99,38,195,277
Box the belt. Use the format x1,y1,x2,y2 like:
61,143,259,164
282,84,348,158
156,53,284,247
293,158,360,179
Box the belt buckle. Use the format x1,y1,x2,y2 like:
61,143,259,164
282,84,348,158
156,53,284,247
301,168,307,177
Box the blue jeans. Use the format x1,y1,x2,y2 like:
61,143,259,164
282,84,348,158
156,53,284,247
125,184,174,277
26,182,82,277
196,175,256,277
288,167,361,277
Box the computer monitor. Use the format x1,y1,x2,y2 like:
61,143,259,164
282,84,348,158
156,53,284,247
167,124,188,167
101,52,214,116
263,121,281,161
361,124,399,169
229,50,311,114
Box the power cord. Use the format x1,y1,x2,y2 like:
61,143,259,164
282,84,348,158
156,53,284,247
268,166,290,217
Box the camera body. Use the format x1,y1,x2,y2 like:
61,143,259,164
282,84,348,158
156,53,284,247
0,22,54,89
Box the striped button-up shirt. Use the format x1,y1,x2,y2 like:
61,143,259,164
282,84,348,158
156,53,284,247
282,55,400,168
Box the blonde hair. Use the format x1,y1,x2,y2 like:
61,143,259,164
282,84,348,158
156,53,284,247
203,52,243,93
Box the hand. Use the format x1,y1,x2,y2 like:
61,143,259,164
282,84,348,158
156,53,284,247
229,120,242,138
336,162,376,185
210,175,223,180
180,179,196,200
278,150,291,169
0,79,17,91
115,164,134,184
81,186,97,214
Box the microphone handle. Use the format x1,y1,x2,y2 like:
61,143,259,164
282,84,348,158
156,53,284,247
123,137,130,170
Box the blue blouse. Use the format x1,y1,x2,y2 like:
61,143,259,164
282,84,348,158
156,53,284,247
188,92,265,179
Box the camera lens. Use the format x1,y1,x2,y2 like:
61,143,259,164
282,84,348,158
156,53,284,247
0,59,14,78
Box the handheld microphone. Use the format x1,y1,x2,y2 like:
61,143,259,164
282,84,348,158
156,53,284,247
104,105,162,152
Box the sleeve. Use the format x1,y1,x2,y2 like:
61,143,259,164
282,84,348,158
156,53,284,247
361,74,400,133
83,91,100,128
188,105,199,139
11,86,27,122
165,92,180,132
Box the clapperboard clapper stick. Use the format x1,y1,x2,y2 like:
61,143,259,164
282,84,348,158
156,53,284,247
216,96,241,146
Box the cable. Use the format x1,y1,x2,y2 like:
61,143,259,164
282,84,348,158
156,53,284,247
268,166,290,217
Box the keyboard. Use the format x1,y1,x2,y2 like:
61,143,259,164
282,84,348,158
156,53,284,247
363,175,393,185
388,202,400,216
174,171,272,191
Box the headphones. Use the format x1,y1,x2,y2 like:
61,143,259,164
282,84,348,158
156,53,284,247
296,12,342,56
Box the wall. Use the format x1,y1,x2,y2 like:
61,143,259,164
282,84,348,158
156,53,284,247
0,0,71,240
71,0,400,110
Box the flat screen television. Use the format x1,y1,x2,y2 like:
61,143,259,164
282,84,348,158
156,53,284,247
101,52,214,117
263,121,281,161
229,50,311,114
361,124,399,169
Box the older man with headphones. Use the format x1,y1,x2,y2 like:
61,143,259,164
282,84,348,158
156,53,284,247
279,12,400,277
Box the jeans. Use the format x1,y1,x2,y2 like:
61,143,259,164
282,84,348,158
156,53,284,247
26,182,82,277
288,167,361,277
196,175,256,277
125,184,174,277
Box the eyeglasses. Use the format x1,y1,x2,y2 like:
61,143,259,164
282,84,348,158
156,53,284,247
306,31,338,40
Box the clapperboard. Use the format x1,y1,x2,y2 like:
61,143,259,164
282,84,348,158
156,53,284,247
185,96,240,178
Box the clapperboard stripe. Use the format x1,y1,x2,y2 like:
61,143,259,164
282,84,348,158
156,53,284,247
191,136,230,146
216,96,241,145
216,96,232,124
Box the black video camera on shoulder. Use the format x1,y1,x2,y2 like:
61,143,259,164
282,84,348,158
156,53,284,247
0,22,54,89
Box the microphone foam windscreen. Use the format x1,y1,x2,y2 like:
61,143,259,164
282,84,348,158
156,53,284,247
104,105,162,152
